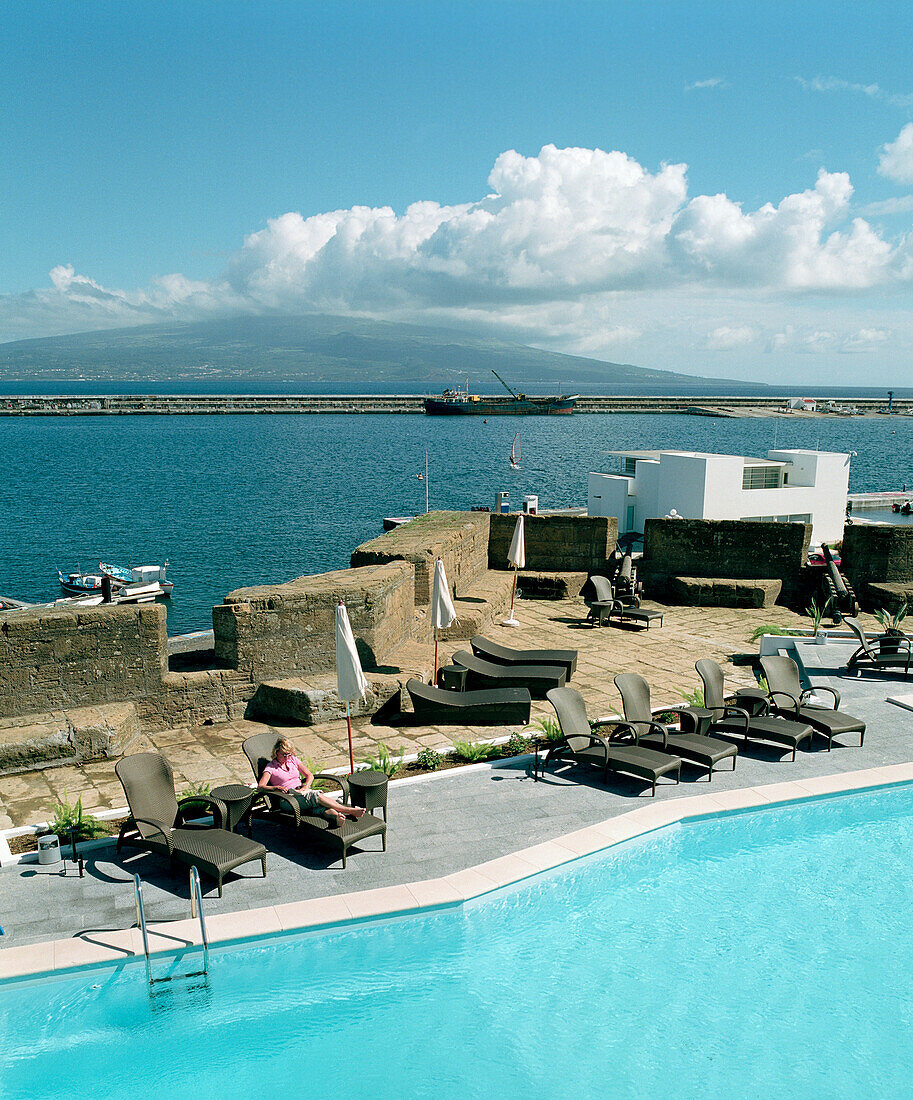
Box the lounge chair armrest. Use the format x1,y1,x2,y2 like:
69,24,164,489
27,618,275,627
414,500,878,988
603,719,640,745
800,685,840,709
130,817,175,856
724,692,770,716
651,704,691,727
767,690,801,716
257,788,303,827
176,793,227,826
643,719,669,748
314,772,349,801
720,704,751,732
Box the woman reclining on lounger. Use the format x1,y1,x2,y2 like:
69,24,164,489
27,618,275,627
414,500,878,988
258,737,366,828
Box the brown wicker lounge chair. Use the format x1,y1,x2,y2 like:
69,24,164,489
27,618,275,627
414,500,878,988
470,635,578,679
407,678,531,724
115,752,267,897
759,655,866,751
545,686,682,795
614,673,737,779
451,650,566,697
695,659,813,760
844,617,913,676
242,734,386,868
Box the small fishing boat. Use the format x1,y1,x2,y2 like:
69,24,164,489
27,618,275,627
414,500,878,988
99,561,174,596
58,568,167,603
509,432,522,470
58,570,105,596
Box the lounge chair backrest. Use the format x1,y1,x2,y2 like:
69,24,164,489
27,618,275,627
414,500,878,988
759,655,802,704
614,672,652,726
843,617,874,656
590,575,614,602
115,753,179,839
695,659,725,715
243,733,277,783
546,686,595,752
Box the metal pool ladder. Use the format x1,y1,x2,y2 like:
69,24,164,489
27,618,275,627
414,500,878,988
133,869,210,987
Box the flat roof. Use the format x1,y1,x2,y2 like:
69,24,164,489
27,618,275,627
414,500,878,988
606,450,790,466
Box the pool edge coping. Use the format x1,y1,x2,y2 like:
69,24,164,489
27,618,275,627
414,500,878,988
3,759,913,982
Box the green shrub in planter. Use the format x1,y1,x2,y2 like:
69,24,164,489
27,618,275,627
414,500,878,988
47,793,106,842
415,747,443,771
504,731,534,756
361,743,406,777
451,739,500,763
524,716,563,744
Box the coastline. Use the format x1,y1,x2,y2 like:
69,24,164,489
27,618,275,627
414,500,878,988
1,393,912,417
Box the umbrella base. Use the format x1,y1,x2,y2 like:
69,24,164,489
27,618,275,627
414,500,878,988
501,615,521,627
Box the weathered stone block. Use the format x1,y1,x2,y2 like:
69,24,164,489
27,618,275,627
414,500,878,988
641,518,808,604
844,525,913,588
351,511,489,604
214,562,414,678
669,576,781,608
489,514,617,572
66,703,140,759
251,673,403,725
864,581,913,614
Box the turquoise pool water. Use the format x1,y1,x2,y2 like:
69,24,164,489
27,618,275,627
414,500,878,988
3,785,913,1099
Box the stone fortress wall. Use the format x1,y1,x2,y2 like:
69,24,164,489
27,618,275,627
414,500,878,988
0,510,908,772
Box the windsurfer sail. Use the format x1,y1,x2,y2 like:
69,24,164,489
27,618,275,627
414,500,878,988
509,432,522,470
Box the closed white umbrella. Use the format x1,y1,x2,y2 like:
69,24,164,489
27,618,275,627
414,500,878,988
336,599,369,773
503,514,525,627
431,557,457,684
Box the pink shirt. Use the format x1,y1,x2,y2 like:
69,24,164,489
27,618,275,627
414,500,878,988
261,754,303,791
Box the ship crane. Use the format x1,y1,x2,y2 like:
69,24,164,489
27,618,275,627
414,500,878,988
492,370,524,400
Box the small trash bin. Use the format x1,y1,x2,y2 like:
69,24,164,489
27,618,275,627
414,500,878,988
37,833,61,865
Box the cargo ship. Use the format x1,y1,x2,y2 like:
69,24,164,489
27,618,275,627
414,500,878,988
424,372,578,416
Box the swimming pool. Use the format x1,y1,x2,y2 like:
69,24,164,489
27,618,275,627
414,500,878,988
2,783,912,1099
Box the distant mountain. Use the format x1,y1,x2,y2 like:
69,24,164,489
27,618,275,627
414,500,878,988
0,313,756,391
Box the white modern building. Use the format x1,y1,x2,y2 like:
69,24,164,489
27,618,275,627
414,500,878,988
588,448,851,546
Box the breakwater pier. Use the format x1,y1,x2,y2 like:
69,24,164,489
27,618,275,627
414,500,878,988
2,394,912,416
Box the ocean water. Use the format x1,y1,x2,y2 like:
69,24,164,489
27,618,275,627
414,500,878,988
2,411,912,633
2,783,913,1099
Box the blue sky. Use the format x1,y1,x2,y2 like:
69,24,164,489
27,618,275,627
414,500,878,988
3,0,913,384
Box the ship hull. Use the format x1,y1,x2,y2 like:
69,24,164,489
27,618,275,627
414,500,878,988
424,395,577,415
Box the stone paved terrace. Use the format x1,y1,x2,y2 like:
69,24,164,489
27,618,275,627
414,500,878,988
1,623,913,956
0,595,837,832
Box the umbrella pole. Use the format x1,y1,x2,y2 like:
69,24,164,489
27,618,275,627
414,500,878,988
433,633,439,686
510,567,517,615
345,701,355,774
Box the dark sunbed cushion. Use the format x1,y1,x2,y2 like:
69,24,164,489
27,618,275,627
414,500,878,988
452,650,566,698
407,678,531,725
469,635,577,679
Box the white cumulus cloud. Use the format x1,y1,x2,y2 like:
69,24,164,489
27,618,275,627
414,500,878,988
878,124,913,184
0,143,911,364
706,326,755,350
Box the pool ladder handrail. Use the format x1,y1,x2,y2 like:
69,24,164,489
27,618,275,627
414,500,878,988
133,870,209,986
189,865,210,955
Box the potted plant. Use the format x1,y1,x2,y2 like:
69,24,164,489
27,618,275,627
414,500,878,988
873,602,909,654
807,596,833,644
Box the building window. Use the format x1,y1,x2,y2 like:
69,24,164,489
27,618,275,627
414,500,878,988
742,465,782,490
622,457,637,476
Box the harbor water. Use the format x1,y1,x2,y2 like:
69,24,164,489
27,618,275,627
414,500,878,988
2,411,912,633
